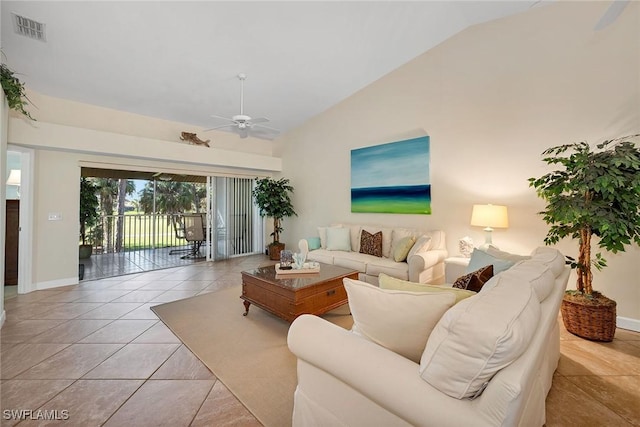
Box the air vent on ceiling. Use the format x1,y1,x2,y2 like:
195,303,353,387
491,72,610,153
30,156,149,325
13,13,46,42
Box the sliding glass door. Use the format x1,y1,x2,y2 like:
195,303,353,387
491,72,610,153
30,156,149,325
206,176,263,261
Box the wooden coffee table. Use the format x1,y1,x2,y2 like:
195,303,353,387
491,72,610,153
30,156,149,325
240,263,358,322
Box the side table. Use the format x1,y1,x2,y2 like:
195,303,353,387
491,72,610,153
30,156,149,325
444,257,470,283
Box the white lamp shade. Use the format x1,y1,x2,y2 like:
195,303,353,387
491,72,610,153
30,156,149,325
470,204,509,229
6,169,21,186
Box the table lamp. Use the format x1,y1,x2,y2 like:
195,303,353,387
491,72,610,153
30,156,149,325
470,204,509,249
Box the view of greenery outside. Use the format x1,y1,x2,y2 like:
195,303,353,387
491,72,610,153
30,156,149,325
83,178,207,253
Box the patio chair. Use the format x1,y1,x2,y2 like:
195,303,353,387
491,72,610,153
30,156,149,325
169,215,191,255
181,214,206,259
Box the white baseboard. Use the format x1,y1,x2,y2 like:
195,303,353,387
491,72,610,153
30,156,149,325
1,310,6,328
617,316,640,333
36,277,78,290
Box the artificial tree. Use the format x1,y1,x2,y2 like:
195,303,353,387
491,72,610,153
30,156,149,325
252,177,297,260
529,134,640,341
79,177,100,259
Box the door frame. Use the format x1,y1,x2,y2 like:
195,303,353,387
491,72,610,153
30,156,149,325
7,145,34,294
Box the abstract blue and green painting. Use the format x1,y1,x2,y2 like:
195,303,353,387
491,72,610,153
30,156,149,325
351,136,431,214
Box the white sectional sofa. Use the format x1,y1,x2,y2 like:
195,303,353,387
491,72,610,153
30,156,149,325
288,247,570,427
298,223,448,285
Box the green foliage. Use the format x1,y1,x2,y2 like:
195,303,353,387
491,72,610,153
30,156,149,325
252,177,297,244
80,178,100,245
529,135,640,294
139,181,203,214
0,63,35,120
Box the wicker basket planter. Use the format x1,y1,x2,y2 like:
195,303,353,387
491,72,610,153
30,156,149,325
561,292,616,342
268,243,285,261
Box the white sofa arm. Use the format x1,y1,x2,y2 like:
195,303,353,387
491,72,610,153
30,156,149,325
408,249,448,284
287,315,494,427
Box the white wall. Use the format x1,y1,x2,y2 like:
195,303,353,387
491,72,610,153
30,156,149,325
278,2,640,322
1,93,7,326
8,93,281,289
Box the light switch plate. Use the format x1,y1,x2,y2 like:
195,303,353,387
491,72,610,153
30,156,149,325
48,212,62,221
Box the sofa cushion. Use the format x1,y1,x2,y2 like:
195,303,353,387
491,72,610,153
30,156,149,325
407,234,432,259
453,265,494,292
485,261,557,302
326,227,352,251
379,273,475,303
333,251,368,273
360,230,383,257
305,249,334,265
344,278,456,363
419,276,541,399
530,247,565,276
466,248,516,275
305,237,321,251
365,257,410,280
392,235,416,262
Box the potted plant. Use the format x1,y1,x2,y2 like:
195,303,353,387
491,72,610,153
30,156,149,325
1,60,35,120
529,134,640,341
252,177,297,260
79,177,100,259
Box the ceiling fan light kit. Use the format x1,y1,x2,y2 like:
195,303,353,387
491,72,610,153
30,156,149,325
204,73,280,140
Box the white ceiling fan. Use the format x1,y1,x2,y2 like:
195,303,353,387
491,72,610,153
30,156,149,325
204,73,280,139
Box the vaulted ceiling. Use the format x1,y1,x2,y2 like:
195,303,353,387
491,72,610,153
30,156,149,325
2,1,556,139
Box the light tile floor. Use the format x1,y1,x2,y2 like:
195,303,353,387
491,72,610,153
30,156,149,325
80,247,208,282
1,255,639,426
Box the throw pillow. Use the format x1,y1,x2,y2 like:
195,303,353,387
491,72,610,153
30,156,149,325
379,273,476,304
318,226,341,249
359,229,383,257
360,226,393,258
453,265,494,292
486,246,531,264
419,279,541,399
466,248,515,275
326,227,351,251
407,235,432,259
392,235,416,262
344,278,456,363
305,237,321,251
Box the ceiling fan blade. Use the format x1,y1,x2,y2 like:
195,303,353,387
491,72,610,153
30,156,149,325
252,123,280,133
250,117,270,124
594,0,629,30
210,114,236,123
202,124,238,132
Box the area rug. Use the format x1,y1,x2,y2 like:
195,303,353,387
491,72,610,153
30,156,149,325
151,285,353,427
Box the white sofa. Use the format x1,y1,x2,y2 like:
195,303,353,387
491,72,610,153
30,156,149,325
298,224,447,285
287,247,570,427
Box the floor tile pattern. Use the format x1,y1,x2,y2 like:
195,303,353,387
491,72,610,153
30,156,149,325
2,254,639,426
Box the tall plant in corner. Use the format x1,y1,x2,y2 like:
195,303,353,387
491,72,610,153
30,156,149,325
0,56,35,120
79,178,100,259
529,134,640,341
252,177,297,260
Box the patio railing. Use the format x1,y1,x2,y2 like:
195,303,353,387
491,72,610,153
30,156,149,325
87,213,204,254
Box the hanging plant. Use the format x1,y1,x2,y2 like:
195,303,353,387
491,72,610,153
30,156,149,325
0,61,35,120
